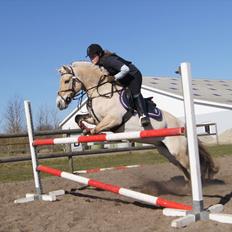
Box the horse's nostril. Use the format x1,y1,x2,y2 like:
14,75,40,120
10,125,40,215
66,97,71,104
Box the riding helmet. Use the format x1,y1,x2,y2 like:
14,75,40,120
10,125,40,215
86,44,104,59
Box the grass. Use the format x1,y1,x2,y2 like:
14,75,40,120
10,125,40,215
206,144,232,157
0,144,232,183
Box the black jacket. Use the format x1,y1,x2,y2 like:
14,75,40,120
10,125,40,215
98,53,140,78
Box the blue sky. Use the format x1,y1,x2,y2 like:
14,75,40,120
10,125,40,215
0,0,231,121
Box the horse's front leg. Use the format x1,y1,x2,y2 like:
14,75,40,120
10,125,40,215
75,113,96,125
75,114,96,134
90,115,122,134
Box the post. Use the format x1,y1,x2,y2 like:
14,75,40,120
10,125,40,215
66,132,74,173
24,100,43,195
181,62,203,213
164,62,232,227
15,101,64,203
215,123,219,145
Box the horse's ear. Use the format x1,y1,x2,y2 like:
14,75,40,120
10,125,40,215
59,65,71,75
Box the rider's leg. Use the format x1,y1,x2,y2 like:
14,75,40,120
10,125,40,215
133,93,150,127
127,72,150,127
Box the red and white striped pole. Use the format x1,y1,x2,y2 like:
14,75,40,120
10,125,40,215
33,127,185,146
74,164,141,174
37,165,192,211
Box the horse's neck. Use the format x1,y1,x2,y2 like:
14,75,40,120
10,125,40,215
72,62,123,97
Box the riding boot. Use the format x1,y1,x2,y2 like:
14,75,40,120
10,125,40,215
133,94,150,127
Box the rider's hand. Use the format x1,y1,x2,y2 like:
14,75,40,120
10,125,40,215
107,75,115,82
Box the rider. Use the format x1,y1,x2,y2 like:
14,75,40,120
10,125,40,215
86,43,150,127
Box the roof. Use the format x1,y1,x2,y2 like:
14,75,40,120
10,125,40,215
60,76,232,127
142,77,232,106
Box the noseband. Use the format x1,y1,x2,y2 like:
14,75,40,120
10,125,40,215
57,66,85,104
58,65,118,106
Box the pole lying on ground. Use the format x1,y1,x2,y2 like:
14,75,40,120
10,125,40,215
37,165,192,211
73,164,141,174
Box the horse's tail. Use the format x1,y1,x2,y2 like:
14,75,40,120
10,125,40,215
198,140,219,180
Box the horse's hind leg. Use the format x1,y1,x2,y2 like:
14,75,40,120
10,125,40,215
158,136,190,181
162,137,219,182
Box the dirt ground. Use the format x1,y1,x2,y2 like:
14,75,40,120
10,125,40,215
1,156,232,232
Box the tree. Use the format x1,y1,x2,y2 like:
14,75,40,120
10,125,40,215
49,108,60,129
4,96,25,133
0,117,3,133
36,105,53,131
35,105,60,131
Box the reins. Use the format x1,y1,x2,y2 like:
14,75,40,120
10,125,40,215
58,65,122,122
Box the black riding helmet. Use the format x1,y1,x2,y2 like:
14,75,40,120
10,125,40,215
86,44,104,59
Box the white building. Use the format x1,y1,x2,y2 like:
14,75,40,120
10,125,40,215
60,77,232,144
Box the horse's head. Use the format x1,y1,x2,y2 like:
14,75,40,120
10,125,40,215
56,61,110,110
56,65,83,110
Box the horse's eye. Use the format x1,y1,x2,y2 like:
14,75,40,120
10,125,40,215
64,80,69,84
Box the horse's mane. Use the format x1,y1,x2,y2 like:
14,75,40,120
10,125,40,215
72,61,109,77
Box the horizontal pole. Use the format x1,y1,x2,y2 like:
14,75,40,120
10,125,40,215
37,165,192,211
0,123,208,139
0,146,155,164
74,164,141,174
33,127,185,146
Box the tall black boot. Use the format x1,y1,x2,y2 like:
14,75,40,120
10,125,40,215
133,94,150,127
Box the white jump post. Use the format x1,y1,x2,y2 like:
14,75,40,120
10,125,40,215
163,62,232,227
14,101,64,203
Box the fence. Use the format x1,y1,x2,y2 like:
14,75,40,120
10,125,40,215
0,128,82,155
0,123,218,173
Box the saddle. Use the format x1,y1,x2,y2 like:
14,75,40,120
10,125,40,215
119,89,163,121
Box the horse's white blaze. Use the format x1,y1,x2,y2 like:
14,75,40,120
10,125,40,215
56,95,68,110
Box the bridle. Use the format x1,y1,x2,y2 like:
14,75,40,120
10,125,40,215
57,64,123,124
57,66,85,104
58,65,122,109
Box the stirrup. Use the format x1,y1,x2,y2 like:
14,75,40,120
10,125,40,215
139,115,150,127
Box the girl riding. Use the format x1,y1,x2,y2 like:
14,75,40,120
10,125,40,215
86,43,150,127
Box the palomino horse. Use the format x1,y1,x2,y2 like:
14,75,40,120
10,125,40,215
56,61,218,181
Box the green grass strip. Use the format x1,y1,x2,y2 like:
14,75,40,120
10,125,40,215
0,144,231,183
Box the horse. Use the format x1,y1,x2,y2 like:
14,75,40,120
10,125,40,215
56,61,218,181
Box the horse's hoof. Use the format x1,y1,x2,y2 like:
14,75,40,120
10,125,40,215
82,129,90,135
